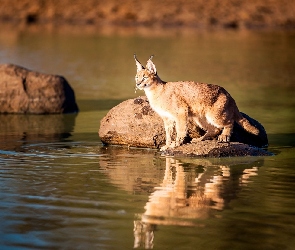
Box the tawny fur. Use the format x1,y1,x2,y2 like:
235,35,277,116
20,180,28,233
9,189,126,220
134,55,259,151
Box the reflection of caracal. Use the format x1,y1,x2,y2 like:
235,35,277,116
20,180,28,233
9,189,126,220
134,55,259,151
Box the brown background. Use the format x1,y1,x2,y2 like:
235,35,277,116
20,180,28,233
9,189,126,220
0,0,294,30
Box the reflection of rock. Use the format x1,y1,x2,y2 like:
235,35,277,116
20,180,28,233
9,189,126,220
99,96,269,153
0,114,76,150
99,146,162,194
0,64,79,114
134,157,263,247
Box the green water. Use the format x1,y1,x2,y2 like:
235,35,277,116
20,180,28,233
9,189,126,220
0,27,295,249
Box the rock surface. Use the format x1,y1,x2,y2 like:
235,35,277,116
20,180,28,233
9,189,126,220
162,141,272,157
99,96,269,151
99,96,168,148
0,64,78,114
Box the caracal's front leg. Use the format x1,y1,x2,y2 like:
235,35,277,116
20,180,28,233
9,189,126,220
160,117,175,151
173,109,188,148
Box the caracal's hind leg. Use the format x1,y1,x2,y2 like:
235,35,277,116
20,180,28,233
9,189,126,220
217,124,233,142
206,112,234,142
191,116,221,142
212,92,238,142
160,117,175,151
191,126,221,142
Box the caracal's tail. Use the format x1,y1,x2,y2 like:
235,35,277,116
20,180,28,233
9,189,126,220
235,113,260,135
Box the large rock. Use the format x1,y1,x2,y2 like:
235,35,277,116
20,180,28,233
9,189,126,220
0,64,78,114
99,96,168,148
99,96,269,150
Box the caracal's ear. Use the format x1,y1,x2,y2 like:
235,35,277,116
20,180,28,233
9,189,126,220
146,55,157,74
134,54,145,72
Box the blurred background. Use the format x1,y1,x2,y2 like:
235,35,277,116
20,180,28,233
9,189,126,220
0,0,294,29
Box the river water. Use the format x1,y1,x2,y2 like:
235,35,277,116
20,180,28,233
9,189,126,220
0,26,295,249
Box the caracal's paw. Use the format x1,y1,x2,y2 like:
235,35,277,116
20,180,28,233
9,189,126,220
191,137,203,143
170,141,181,148
160,141,180,151
218,134,230,142
160,145,170,151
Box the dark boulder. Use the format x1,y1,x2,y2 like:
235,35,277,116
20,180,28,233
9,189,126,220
0,64,78,114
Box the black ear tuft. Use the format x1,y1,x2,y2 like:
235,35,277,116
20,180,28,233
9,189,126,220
134,54,145,72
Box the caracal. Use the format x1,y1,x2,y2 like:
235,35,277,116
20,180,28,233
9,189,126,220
134,55,259,151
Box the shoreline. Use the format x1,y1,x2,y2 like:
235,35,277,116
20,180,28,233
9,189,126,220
1,22,294,38
0,0,294,34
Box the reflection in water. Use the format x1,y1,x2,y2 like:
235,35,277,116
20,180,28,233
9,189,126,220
0,114,76,150
99,146,162,194
133,157,261,249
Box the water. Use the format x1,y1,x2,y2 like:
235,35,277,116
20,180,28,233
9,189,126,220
0,26,295,249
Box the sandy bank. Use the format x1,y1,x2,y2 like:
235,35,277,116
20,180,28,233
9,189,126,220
0,0,294,30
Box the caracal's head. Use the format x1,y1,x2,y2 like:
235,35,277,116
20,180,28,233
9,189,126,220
134,54,158,90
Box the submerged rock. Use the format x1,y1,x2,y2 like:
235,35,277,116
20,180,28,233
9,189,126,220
99,96,271,156
0,64,78,114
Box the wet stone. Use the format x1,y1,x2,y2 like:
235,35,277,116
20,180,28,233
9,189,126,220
161,141,273,157
0,64,78,114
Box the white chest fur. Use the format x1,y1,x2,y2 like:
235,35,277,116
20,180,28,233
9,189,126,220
144,89,174,119
153,105,174,119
